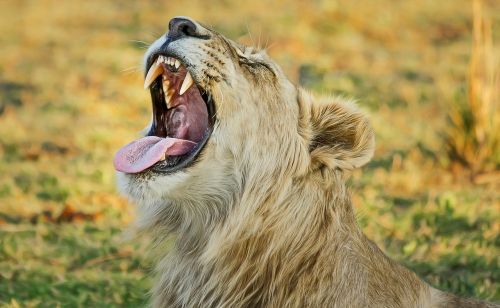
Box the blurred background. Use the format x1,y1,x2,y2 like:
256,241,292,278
0,0,498,306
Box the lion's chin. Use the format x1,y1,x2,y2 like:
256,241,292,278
117,169,191,204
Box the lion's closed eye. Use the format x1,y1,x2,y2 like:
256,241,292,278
235,47,273,72
238,55,276,79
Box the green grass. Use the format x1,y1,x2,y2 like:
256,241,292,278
0,0,498,306
0,223,151,307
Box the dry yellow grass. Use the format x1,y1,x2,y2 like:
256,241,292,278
445,0,500,178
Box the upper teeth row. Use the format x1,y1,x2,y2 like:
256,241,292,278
158,55,180,69
144,54,193,92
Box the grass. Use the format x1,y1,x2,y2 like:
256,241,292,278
0,0,499,306
1,223,151,307
445,0,499,178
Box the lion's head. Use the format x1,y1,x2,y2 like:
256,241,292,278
115,17,374,232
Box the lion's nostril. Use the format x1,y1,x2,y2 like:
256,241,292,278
168,17,199,40
179,24,195,36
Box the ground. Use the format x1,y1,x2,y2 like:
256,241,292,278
0,0,498,306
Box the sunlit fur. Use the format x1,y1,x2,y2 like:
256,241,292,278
118,17,497,308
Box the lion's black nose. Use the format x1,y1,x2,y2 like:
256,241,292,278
168,17,204,40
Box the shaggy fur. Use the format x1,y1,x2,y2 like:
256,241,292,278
118,17,498,308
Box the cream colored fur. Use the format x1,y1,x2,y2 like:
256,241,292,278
118,17,498,308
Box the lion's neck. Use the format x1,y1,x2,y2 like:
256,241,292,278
154,170,368,307
170,167,358,253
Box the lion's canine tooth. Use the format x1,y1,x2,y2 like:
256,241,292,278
174,59,180,69
159,153,166,161
179,71,193,95
162,79,170,96
166,93,173,108
164,81,173,108
144,57,164,89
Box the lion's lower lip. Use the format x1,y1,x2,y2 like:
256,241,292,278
150,127,213,174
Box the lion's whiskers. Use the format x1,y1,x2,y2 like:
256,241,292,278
129,39,151,49
120,66,142,75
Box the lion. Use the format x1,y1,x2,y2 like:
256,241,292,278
114,17,497,308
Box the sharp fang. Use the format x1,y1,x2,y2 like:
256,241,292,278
159,153,166,161
174,59,180,69
179,71,193,95
162,79,170,96
144,57,164,89
166,93,173,108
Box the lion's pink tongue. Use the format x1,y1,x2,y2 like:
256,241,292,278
113,136,196,173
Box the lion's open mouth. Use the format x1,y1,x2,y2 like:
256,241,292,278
114,55,215,174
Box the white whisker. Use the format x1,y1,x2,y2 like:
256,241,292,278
120,66,142,75
246,23,255,47
129,39,151,47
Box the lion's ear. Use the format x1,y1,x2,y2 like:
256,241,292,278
300,92,375,171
